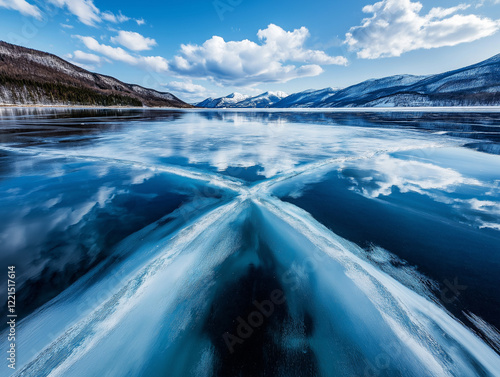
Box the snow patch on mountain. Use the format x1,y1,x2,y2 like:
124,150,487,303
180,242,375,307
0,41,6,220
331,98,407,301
232,91,288,108
272,88,340,108
197,53,500,108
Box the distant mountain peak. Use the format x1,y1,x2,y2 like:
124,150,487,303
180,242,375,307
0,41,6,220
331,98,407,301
227,92,249,100
264,91,288,98
195,52,500,109
196,90,288,108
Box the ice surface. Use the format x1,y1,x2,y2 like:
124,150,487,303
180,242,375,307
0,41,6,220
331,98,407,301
1,109,499,376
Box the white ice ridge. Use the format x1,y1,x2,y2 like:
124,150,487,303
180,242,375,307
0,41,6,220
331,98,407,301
3,139,500,376
0,146,245,193
0,140,451,197
254,196,500,376
10,193,500,376
13,199,249,377
250,141,449,195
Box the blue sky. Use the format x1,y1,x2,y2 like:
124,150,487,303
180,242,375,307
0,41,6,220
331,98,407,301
1,0,500,102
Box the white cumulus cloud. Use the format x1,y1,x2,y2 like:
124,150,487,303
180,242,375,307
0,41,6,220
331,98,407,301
77,35,136,63
162,80,216,102
169,24,348,86
65,50,102,70
101,10,129,23
48,0,100,26
72,50,102,64
0,0,42,19
75,35,168,72
0,0,136,26
164,80,209,94
111,31,157,51
47,0,131,26
345,0,500,59
139,55,168,72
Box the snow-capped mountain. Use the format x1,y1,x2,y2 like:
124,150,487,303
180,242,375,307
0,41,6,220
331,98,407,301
271,87,339,108
0,41,190,107
362,54,500,107
232,91,288,108
319,75,426,107
197,91,288,108
320,55,500,107
196,92,250,108
197,53,500,108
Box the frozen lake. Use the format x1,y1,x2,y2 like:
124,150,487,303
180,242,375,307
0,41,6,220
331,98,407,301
1,108,500,376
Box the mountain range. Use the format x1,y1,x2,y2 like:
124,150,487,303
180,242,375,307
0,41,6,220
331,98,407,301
1,40,499,109
197,54,500,108
0,41,190,108
198,91,289,108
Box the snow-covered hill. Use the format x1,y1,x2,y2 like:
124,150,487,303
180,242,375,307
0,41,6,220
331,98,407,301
319,75,426,107
329,54,500,107
232,91,288,108
197,92,250,108
271,88,339,108
197,91,288,108
0,41,190,107
196,53,500,108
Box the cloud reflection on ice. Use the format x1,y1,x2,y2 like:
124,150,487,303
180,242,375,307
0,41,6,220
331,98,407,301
1,109,500,376
11,112,462,180
335,150,500,231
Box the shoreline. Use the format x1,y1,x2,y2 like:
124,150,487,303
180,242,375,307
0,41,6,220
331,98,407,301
2,105,500,112
0,104,191,110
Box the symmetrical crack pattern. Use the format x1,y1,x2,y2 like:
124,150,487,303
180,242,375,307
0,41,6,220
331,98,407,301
3,146,499,377
1,110,500,377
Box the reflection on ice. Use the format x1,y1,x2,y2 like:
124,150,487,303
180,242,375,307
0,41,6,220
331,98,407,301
2,110,468,180
333,148,500,231
0,155,232,319
341,154,482,198
1,109,500,376
11,195,500,377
